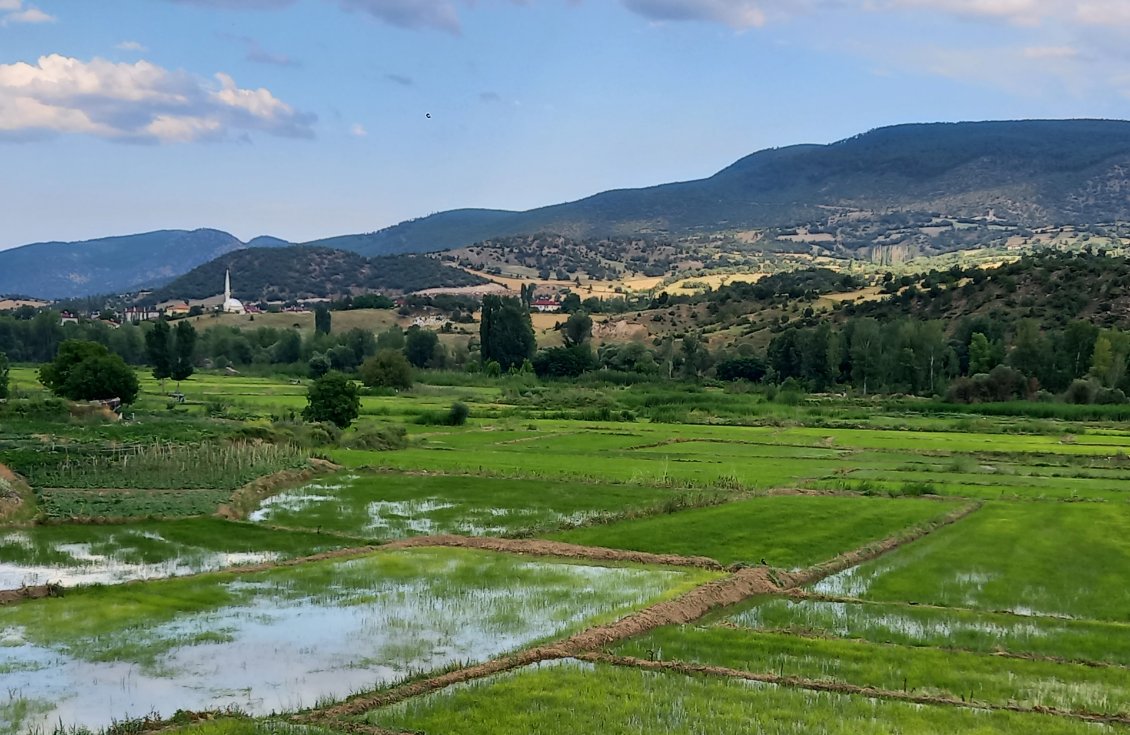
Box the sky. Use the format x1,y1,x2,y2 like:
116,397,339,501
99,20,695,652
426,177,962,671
2,0,1130,250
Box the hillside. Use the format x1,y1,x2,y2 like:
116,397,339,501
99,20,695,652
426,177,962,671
344,120,1130,256
0,229,291,300
147,246,487,303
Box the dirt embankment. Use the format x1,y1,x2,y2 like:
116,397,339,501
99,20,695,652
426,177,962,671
217,457,340,520
0,462,32,523
383,535,726,570
0,584,58,606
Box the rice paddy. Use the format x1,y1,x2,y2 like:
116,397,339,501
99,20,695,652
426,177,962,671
6,369,1130,734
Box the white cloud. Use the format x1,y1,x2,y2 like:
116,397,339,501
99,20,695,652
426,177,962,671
0,54,315,142
116,40,147,52
0,1,55,25
350,122,367,136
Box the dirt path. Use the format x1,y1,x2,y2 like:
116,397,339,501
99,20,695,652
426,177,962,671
576,653,1130,727
383,535,727,570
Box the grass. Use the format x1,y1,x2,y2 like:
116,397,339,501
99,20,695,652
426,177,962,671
811,502,1130,621
249,470,728,539
615,624,1130,715
365,660,1116,734
16,441,310,491
730,596,1130,668
548,495,960,567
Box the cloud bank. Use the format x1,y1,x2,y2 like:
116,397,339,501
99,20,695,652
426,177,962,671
0,55,315,142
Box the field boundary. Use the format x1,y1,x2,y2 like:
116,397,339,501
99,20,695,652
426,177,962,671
576,653,1130,726
217,457,341,520
784,500,981,588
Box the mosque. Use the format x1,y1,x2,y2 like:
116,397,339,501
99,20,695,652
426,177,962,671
222,269,246,315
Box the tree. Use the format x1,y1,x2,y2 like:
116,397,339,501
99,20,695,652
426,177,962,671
145,319,173,380
302,371,361,428
39,340,139,404
968,332,994,375
404,326,439,368
479,295,535,371
0,351,8,399
171,320,196,382
314,306,332,335
532,345,596,378
562,311,592,348
360,349,413,389
715,356,767,382
376,325,405,351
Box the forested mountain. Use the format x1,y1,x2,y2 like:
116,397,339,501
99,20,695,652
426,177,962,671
0,229,291,300
342,120,1130,255
147,246,486,303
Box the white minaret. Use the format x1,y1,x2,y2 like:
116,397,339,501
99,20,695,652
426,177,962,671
225,269,232,302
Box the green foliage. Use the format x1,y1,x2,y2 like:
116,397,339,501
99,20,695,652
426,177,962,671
480,295,535,371
303,371,361,428
360,349,414,390
314,305,332,335
146,319,173,380
715,356,767,382
533,345,597,378
39,339,140,404
562,311,593,347
0,350,8,400
343,425,408,451
416,401,471,426
404,325,440,368
172,320,196,381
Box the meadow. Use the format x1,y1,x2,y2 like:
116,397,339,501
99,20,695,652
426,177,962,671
4,367,1130,734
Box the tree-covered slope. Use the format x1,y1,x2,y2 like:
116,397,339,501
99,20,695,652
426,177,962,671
347,120,1130,256
148,246,487,302
0,229,292,300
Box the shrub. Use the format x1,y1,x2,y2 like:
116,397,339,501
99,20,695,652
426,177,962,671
39,340,140,404
303,372,361,429
345,425,408,450
1065,379,1098,405
360,349,414,390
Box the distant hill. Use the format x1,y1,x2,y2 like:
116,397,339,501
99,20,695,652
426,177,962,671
0,229,291,300
341,120,1130,256
148,246,487,303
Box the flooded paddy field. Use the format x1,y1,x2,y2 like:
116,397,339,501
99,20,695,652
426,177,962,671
0,519,348,589
248,471,701,539
0,547,715,732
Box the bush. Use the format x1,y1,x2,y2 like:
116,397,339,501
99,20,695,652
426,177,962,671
532,345,597,378
0,351,8,400
416,401,471,426
360,349,414,390
1065,379,1098,405
344,425,408,450
303,372,361,429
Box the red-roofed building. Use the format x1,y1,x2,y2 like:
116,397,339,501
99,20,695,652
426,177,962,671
531,298,561,313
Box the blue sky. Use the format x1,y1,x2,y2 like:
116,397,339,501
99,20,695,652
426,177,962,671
2,0,1129,249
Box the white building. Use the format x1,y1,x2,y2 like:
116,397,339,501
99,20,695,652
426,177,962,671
222,269,246,314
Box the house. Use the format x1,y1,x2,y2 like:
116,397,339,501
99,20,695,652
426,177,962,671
532,298,561,313
59,310,79,325
165,303,191,318
123,306,161,323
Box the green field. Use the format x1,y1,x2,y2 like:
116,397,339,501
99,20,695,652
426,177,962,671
366,660,1115,735
811,502,1130,620
7,367,1130,734
549,495,962,567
